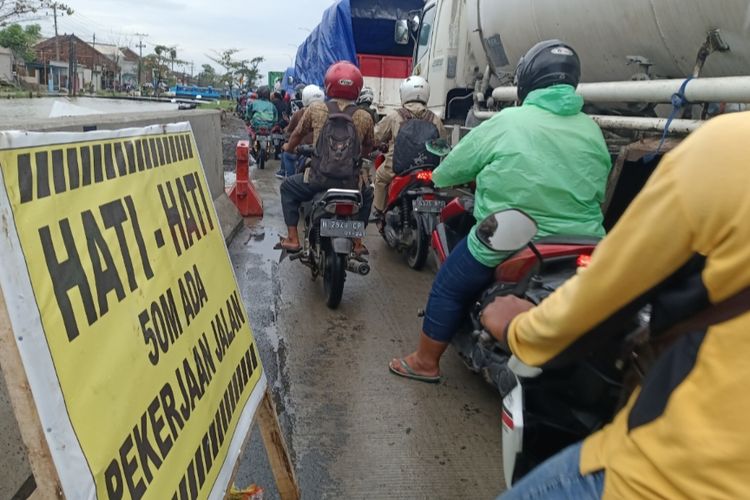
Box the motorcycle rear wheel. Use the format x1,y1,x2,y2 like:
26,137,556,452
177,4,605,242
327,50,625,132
406,214,429,270
258,147,266,169
323,251,346,309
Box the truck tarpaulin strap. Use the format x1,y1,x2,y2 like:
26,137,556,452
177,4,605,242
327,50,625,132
646,76,694,162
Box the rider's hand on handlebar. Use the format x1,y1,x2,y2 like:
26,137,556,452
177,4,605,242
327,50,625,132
282,143,290,153
480,295,535,345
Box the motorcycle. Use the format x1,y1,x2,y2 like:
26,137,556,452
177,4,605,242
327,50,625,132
288,145,371,309
248,125,272,170
438,208,641,486
379,139,452,270
271,124,285,160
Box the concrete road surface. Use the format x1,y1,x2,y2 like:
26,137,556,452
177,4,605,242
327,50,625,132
231,161,505,499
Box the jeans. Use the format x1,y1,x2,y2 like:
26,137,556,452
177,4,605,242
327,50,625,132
281,152,298,177
499,443,604,500
280,174,374,228
422,237,496,342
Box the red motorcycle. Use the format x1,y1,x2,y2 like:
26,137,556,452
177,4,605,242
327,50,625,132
378,140,449,270
431,199,601,388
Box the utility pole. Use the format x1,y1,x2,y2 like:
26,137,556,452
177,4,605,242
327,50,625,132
53,3,61,91
68,35,76,96
53,4,60,60
135,33,148,87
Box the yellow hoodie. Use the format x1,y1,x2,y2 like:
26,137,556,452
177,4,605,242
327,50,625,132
507,112,750,499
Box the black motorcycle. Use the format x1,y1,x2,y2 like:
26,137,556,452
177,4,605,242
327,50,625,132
289,146,371,308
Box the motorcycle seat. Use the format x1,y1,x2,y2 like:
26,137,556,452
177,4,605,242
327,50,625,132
316,189,362,206
534,235,601,246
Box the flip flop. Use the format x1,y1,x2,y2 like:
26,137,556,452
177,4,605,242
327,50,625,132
389,358,441,384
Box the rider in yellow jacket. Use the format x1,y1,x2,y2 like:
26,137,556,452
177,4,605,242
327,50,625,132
484,111,750,499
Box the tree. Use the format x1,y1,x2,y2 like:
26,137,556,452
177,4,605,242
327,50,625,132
0,22,41,62
196,63,217,87
0,1,72,27
235,56,264,89
208,48,242,92
209,49,265,94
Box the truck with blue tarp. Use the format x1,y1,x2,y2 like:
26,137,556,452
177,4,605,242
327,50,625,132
295,0,425,115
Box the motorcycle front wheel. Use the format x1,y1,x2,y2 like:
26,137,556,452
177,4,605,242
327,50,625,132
323,251,346,309
406,213,429,270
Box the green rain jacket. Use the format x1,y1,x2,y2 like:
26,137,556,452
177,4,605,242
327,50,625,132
432,84,611,267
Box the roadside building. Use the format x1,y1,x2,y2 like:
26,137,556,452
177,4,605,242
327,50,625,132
32,34,118,93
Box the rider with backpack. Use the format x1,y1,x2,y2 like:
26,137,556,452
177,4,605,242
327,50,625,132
278,61,376,256
372,76,446,223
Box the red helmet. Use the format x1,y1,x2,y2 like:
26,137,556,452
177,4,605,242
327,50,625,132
324,61,363,101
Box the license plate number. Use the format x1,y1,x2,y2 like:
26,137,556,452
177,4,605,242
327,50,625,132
320,219,365,238
413,198,445,213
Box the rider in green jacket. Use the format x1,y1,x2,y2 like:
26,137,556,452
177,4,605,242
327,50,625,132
389,40,612,383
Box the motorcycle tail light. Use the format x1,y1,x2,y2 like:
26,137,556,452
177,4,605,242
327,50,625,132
325,203,358,216
416,170,432,182
422,193,435,201
576,254,592,268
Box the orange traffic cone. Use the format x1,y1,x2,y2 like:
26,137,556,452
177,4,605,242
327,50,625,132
229,140,263,217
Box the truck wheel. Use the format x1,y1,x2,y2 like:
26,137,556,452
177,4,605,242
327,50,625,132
324,252,346,309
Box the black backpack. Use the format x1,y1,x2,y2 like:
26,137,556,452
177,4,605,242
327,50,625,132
290,98,304,115
393,108,440,175
311,101,361,186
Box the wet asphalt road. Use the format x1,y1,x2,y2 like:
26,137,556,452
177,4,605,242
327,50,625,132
231,160,504,499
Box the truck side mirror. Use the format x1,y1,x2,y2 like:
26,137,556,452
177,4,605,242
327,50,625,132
476,209,538,252
395,19,409,45
411,15,421,33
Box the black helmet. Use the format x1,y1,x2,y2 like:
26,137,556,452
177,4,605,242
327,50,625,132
294,83,305,100
257,85,271,100
515,40,581,103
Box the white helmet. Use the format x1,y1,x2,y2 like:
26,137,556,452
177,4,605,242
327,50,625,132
399,76,430,105
301,84,325,107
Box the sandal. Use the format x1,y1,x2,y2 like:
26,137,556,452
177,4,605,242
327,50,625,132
388,358,441,384
273,237,302,253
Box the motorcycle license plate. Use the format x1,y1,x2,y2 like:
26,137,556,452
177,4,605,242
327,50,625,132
320,219,365,238
413,198,445,213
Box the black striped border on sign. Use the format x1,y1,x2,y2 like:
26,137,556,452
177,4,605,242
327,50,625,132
17,133,195,205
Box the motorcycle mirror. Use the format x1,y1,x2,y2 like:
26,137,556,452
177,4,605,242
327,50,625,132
395,20,409,45
476,209,538,252
426,138,451,157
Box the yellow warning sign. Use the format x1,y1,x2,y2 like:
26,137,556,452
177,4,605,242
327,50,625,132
0,124,264,499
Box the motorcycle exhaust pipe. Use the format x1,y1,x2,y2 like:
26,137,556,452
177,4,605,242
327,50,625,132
347,259,370,276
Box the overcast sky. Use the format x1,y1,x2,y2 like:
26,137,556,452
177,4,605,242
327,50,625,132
29,0,336,80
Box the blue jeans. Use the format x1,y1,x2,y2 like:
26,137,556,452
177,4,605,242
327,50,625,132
422,237,496,342
499,443,604,500
281,151,298,177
